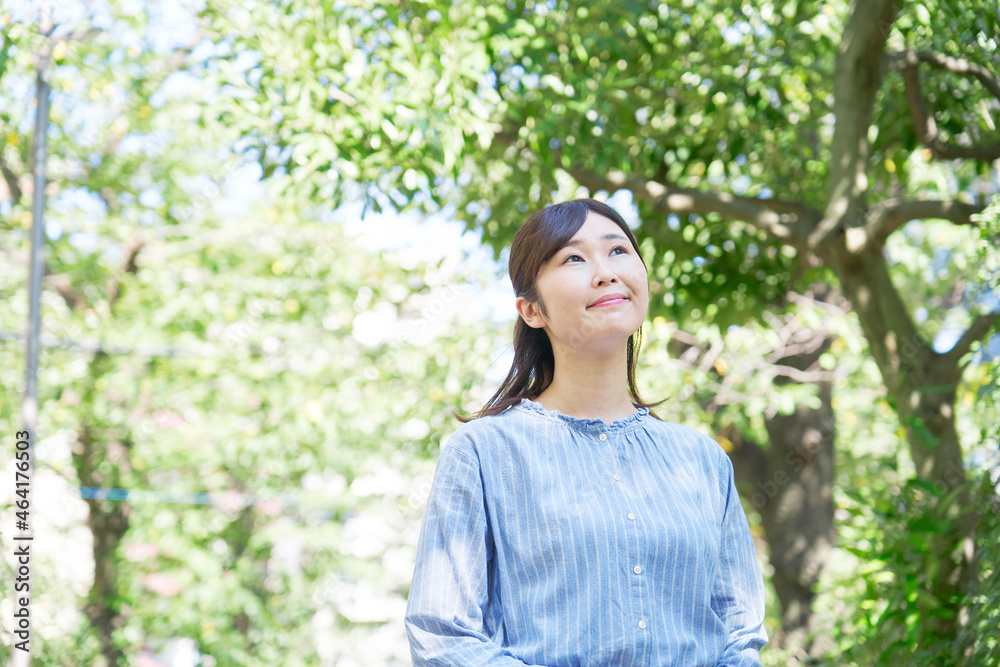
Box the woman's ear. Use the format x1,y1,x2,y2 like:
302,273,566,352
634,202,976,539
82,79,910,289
515,296,546,329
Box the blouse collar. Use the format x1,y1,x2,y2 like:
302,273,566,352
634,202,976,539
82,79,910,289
515,397,650,434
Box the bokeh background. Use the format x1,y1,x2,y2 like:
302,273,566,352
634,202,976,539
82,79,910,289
1,1,999,665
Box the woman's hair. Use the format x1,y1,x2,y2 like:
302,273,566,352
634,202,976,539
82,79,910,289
453,198,670,423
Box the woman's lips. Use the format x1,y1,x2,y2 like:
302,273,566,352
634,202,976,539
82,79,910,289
590,298,627,307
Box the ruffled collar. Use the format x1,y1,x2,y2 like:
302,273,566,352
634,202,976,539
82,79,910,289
516,397,649,433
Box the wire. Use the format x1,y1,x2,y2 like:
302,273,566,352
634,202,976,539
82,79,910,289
77,485,302,508
0,329,211,357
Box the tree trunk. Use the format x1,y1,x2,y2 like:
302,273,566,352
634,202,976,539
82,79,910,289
725,331,838,656
73,351,131,667
804,0,984,644
668,292,839,656
824,241,978,639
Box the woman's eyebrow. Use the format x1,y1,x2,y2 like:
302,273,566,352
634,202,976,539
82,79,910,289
563,232,628,248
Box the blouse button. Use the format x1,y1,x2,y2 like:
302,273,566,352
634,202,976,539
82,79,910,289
613,474,621,481
638,620,647,629
598,433,608,441
627,513,635,520
633,565,642,574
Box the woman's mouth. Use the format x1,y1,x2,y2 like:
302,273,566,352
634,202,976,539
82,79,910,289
590,297,628,307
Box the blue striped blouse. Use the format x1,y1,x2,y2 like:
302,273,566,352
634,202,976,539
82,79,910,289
404,397,768,666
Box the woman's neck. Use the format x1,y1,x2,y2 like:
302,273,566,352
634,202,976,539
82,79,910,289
533,342,636,423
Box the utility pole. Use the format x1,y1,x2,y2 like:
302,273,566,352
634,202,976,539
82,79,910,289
12,5,53,667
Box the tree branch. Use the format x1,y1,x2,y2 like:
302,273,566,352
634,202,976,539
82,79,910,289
867,197,985,246
107,233,145,308
769,364,837,383
809,0,901,248
567,167,819,247
43,272,86,310
51,27,103,46
491,127,820,245
937,312,1000,371
0,151,23,207
886,50,1000,102
665,319,838,406
763,334,831,365
890,51,1000,162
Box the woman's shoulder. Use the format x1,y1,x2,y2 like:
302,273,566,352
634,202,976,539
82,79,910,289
644,418,730,462
645,416,719,444
440,402,529,454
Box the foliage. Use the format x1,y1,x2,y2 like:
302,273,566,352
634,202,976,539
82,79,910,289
1,4,507,664
835,477,973,665
953,195,1000,666
201,0,841,329
823,467,1000,667
955,473,1000,667
202,0,1000,328
2,1,998,665
1,189,507,665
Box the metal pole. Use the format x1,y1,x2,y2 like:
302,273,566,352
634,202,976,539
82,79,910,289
24,26,51,418
12,5,52,666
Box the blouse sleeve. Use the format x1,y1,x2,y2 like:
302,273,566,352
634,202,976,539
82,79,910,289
711,450,770,666
404,436,542,666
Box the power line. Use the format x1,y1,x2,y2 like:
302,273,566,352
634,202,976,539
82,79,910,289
0,329,211,357
78,486,303,508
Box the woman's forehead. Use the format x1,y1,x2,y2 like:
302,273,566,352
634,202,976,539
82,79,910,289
574,211,619,233
569,212,625,241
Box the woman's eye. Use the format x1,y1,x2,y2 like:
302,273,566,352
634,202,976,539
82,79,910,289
564,246,628,263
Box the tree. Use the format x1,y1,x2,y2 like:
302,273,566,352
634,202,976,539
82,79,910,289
205,0,1000,661
2,6,507,664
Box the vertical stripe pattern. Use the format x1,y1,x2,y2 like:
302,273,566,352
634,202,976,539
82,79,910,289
404,398,768,666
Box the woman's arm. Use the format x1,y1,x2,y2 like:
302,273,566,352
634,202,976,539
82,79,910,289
710,451,769,667
404,436,541,667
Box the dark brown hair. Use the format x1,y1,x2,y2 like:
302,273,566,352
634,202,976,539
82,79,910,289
453,198,670,423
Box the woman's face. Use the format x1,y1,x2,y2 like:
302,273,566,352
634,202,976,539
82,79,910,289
517,211,649,353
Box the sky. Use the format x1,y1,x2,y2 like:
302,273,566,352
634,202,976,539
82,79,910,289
336,200,517,323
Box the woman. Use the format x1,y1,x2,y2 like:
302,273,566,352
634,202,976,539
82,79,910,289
404,198,768,666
